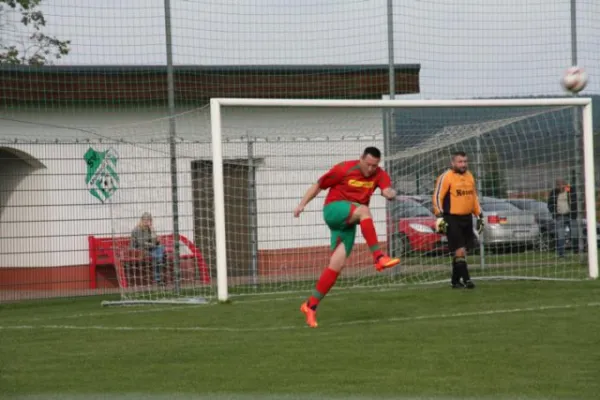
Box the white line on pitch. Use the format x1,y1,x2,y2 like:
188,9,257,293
8,280,582,324
11,304,209,323
9,284,441,324
2,302,599,333
332,302,600,327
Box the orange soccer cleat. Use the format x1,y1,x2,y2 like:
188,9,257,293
300,302,318,328
375,255,400,271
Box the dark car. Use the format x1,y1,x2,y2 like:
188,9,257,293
508,198,600,251
507,199,556,251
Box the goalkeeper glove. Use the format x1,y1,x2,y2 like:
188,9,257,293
435,216,448,234
476,214,485,234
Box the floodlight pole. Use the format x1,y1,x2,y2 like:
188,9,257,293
164,0,181,292
570,0,585,259
386,0,396,159
476,133,486,268
385,0,397,272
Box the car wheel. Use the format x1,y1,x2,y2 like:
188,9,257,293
391,233,410,258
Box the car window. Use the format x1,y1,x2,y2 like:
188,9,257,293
510,200,552,218
527,201,553,218
420,200,434,213
480,199,521,212
391,201,434,218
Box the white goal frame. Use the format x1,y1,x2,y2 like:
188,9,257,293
210,97,598,302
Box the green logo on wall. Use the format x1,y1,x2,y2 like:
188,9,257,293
84,147,119,203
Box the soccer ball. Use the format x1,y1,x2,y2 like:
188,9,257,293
561,66,588,93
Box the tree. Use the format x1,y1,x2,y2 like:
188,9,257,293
0,0,69,66
480,151,508,198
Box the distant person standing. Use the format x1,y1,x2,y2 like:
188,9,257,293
547,179,576,257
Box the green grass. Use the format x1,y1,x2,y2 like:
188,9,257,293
225,251,590,295
2,280,600,399
400,250,586,266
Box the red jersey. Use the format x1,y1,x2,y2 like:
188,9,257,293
318,160,391,206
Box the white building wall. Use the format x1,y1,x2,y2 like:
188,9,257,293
0,106,385,268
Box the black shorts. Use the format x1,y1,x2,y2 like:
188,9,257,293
445,214,476,252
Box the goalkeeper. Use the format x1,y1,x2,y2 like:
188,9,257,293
432,151,484,289
294,147,400,328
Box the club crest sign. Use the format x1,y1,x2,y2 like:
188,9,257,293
84,147,120,203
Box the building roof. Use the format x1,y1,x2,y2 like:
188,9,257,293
0,64,420,106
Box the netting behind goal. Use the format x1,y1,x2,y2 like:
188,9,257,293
1,100,595,303
213,101,598,298
95,138,215,306
0,110,218,305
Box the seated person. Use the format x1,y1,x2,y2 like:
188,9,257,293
131,212,166,284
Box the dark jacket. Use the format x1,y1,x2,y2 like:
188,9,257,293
547,187,578,220
131,226,159,252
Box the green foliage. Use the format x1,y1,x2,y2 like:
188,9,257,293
596,191,600,222
480,151,508,198
0,0,70,65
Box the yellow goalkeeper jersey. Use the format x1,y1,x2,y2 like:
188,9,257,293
432,169,481,217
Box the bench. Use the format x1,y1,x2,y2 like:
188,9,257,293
88,233,210,289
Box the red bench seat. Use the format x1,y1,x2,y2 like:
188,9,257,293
88,233,210,289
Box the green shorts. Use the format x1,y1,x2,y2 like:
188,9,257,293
323,200,359,256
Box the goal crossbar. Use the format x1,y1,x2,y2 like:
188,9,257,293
212,97,592,108
210,97,597,302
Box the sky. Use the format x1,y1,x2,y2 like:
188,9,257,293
5,0,600,99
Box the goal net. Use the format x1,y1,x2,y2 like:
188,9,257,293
210,98,598,301
1,98,595,305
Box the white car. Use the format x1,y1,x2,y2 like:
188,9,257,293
410,195,540,252
478,197,540,251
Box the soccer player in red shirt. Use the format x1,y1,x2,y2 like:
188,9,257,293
293,146,400,328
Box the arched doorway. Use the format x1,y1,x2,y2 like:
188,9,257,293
0,147,46,219
0,146,46,274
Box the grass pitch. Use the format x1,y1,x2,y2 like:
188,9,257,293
2,280,600,400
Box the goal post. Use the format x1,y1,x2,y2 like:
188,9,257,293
210,97,597,302
211,100,230,302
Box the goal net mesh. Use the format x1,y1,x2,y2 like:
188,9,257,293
0,101,595,304
1,0,598,303
213,104,596,297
